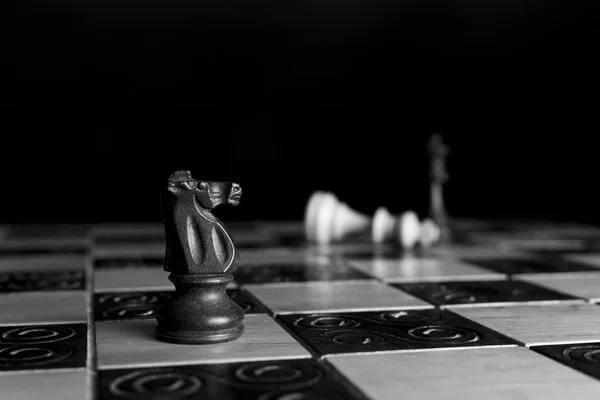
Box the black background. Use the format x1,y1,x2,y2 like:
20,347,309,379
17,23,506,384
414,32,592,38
7,0,598,224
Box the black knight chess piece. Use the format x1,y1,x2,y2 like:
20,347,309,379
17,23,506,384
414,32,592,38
156,170,245,344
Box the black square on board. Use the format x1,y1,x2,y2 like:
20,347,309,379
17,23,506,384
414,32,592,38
94,236,165,245
0,323,87,371
0,247,86,256
227,289,269,314
532,342,600,381
7,225,88,239
276,233,308,248
393,280,580,306
0,269,85,293
236,241,278,249
234,258,371,285
277,309,516,356
98,358,367,400
94,256,164,268
95,291,173,321
531,240,600,255
343,247,406,261
94,289,267,321
462,257,598,275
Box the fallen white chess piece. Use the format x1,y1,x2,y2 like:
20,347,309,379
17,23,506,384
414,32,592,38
304,191,441,248
304,191,371,245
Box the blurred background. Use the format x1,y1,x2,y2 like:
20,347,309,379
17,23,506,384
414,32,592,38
7,0,597,224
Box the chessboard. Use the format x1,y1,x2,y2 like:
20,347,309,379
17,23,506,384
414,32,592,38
3,219,600,399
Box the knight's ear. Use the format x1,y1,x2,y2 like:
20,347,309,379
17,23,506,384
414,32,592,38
180,181,195,190
168,186,182,195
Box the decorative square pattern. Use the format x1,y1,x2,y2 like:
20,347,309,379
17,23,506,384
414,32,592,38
518,273,600,302
227,289,268,314
393,279,582,308
0,323,87,371
6,220,600,400
277,309,516,356
95,291,172,321
532,342,600,380
234,258,371,285
95,289,267,321
99,358,364,400
462,256,600,275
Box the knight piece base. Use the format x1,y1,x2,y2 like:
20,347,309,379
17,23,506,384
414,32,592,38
156,324,244,345
155,272,245,345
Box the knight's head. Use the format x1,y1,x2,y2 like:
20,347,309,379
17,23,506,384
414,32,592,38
167,170,242,209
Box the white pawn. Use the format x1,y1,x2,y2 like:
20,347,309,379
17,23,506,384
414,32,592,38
371,207,420,249
304,191,371,245
371,208,440,249
420,218,441,249
398,210,422,249
372,207,396,244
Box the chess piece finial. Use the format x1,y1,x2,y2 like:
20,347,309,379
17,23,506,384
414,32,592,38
156,170,245,344
427,133,450,227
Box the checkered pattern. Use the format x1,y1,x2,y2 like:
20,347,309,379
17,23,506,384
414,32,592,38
1,221,600,399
